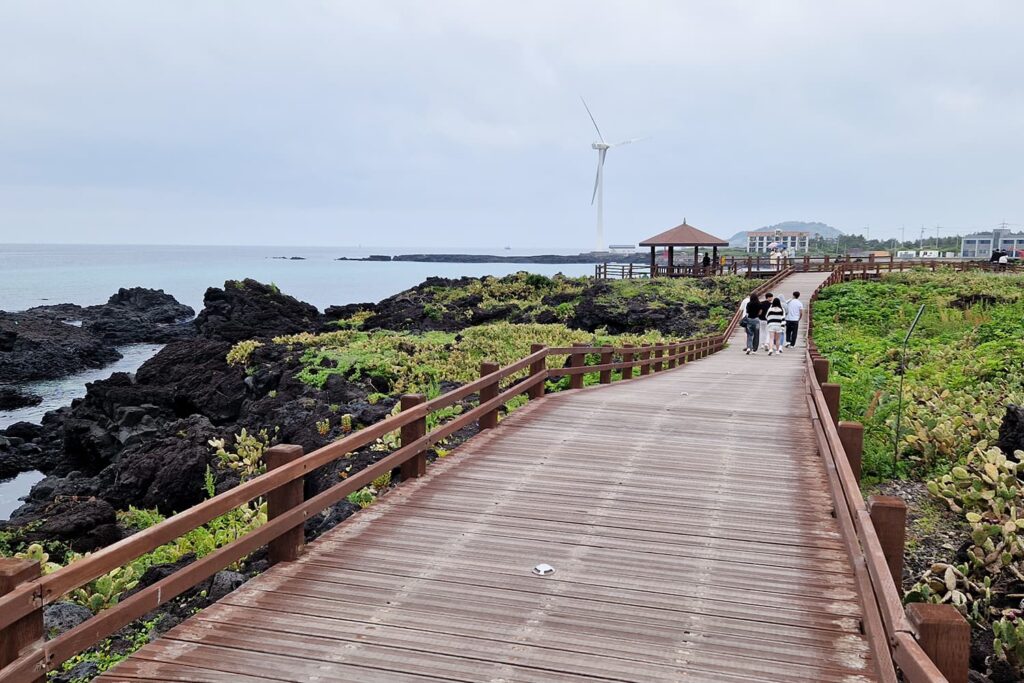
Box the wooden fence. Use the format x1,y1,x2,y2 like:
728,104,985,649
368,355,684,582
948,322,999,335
597,255,1023,280
804,268,969,683
0,271,793,681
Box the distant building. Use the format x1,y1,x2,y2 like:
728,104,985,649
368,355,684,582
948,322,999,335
961,227,1024,259
746,229,810,254
608,244,637,254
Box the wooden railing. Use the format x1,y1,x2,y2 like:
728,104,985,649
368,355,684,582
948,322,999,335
597,255,1023,280
0,269,793,681
804,267,970,683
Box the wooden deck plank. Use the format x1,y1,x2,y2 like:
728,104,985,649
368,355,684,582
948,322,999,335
101,270,885,682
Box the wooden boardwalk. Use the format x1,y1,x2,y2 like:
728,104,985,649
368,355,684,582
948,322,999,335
101,271,882,682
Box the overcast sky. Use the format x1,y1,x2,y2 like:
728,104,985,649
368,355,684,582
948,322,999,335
1,1,1022,248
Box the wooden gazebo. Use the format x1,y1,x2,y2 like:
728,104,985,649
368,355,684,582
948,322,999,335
638,220,729,277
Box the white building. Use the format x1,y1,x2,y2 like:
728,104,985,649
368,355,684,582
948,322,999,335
961,228,1024,259
607,244,637,254
746,229,810,254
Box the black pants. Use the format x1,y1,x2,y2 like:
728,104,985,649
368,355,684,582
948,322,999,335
785,320,799,346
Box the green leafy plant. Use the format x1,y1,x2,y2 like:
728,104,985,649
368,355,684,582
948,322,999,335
994,610,1024,668
226,339,264,366
209,427,275,481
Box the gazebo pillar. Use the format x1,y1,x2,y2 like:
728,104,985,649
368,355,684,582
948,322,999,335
693,246,699,275
712,245,719,274
667,246,674,276
649,246,656,276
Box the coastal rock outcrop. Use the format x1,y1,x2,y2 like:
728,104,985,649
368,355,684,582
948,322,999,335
196,279,321,342
80,287,195,344
0,386,42,410
0,287,194,384
0,313,122,384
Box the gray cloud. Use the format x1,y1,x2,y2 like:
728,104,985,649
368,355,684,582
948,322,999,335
1,0,1022,246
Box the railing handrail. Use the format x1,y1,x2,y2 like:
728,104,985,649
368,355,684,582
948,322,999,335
804,266,948,683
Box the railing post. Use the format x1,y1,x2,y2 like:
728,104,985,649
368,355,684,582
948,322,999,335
905,604,970,683
479,361,500,428
640,344,651,376
266,444,306,565
399,394,428,480
653,347,663,372
0,559,43,682
621,344,634,379
528,344,546,400
599,346,613,384
812,357,830,385
867,495,907,590
569,344,586,390
837,421,864,482
822,383,840,424
667,343,677,369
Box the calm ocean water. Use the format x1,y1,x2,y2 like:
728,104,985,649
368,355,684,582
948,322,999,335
0,244,594,313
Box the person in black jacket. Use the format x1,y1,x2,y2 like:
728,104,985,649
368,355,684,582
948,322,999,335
743,292,761,354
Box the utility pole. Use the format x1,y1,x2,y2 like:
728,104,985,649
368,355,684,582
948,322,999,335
935,225,940,250
919,225,925,251
900,225,906,249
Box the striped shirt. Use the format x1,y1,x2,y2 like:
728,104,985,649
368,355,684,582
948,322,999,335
766,304,786,325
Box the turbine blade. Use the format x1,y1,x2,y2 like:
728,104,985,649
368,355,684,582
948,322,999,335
611,136,648,147
580,96,605,142
590,159,601,204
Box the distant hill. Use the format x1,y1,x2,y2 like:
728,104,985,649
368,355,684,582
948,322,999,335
728,221,844,247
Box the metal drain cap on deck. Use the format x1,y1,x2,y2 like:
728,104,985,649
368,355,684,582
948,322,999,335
532,563,555,576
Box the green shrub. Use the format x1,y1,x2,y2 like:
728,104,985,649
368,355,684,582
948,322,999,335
226,339,264,366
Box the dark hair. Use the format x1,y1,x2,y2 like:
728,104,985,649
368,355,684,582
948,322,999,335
772,297,783,308
764,292,773,298
792,291,801,298
750,291,759,300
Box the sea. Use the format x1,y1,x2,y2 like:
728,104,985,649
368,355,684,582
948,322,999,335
0,243,596,515
0,243,594,314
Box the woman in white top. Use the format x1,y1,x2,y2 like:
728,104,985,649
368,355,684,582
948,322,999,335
765,297,787,355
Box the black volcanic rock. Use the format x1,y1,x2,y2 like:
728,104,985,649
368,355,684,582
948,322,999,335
0,386,42,410
195,279,321,343
80,287,195,344
0,288,194,384
998,405,1024,461
0,312,122,383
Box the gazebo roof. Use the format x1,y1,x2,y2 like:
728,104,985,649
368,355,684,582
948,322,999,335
639,221,728,247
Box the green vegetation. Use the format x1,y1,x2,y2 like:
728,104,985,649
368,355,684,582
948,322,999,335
55,618,160,682
225,339,263,367
814,271,1024,676
812,271,1024,480
273,323,668,397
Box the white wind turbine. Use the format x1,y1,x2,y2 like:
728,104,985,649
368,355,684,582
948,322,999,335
581,97,645,252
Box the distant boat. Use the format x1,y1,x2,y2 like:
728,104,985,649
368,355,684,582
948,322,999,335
503,246,511,250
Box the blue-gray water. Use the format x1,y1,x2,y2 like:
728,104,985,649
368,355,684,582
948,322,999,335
1,244,594,313
0,343,165,430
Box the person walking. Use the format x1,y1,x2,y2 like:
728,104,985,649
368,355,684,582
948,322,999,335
785,291,804,347
759,292,772,351
743,291,761,354
766,296,786,355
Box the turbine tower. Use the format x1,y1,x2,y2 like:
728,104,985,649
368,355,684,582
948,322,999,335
581,97,644,252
